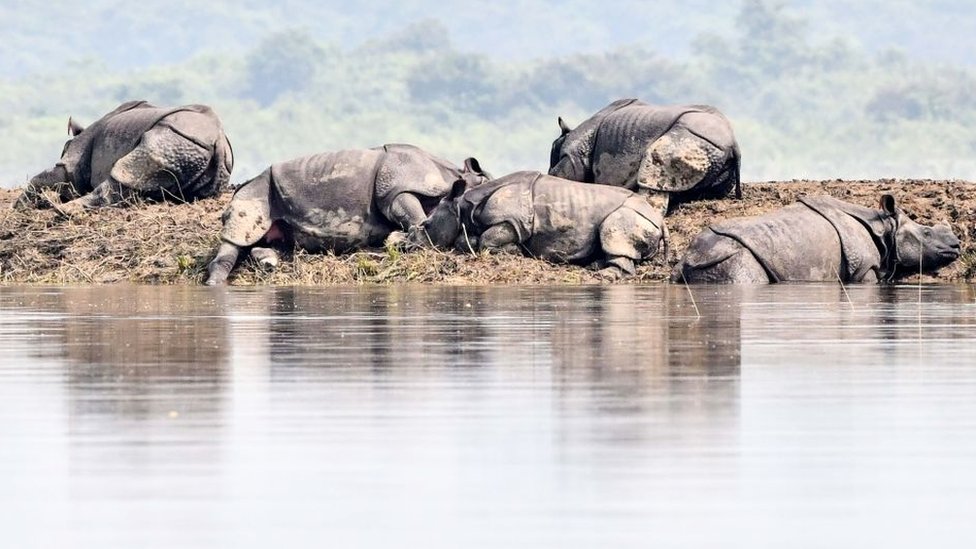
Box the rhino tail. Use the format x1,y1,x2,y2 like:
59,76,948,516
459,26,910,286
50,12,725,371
205,132,234,196
731,145,742,199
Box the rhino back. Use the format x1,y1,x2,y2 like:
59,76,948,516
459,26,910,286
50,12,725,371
270,150,391,251
525,176,634,261
470,173,537,242
709,204,846,282
592,104,739,188
555,99,645,182
78,102,229,195
373,144,458,203
592,105,707,186
86,104,179,187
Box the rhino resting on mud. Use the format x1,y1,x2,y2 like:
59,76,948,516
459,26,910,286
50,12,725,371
205,144,490,285
14,100,233,212
549,98,740,215
412,171,666,278
672,194,961,284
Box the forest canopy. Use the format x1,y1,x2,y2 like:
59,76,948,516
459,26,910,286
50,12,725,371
1,1,974,186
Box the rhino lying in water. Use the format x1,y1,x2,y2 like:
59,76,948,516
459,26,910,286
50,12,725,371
205,144,489,285
673,194,961,284
549,98,740,215
412,171,666,278
14,100,233,211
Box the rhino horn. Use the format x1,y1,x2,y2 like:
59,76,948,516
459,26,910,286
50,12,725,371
558,117,572,136
67,117,85,136
880,194,897,215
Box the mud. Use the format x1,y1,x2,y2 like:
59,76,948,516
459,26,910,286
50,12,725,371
1,179,973,284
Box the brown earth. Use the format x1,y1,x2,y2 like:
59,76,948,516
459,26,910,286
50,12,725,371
1,180,974,285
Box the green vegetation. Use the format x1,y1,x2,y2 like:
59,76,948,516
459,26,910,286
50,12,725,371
2,1,975,187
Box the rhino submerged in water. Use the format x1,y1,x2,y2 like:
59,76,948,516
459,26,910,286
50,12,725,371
14,100,233,211
549,98,741,215
205,144,490,285
411,171,666,278
672,194,961,284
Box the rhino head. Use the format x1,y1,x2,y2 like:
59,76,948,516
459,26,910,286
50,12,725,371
13,117,91,209
413,179,470,249
409,157,491,249
28,117,88,189
885,195,961,275
548,116,592,181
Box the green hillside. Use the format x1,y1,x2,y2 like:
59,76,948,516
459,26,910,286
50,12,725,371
2,1,975,186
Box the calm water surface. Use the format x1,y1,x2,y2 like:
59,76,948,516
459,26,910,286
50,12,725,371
1,284,975,548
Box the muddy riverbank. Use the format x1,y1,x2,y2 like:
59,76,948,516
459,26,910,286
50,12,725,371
1,180,974,284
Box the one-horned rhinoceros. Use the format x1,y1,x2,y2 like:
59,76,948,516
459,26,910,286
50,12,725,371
204,144,490,285
672,194,961,284
411,171,666,278
14,100,233,211
549,98,741,215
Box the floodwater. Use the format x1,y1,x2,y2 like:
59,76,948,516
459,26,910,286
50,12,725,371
1,284,976,548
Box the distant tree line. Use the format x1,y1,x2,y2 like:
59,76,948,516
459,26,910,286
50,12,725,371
2,1,975,186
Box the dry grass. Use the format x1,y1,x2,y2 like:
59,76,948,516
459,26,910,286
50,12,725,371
1,179,974,285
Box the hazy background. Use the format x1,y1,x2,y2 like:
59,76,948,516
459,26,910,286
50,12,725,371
2,0,975,186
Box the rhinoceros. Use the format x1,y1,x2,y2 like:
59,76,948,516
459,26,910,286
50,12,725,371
14,100,233,212
205,144,490,285
549,98,741,215
412,171,666,278
672,194,961,284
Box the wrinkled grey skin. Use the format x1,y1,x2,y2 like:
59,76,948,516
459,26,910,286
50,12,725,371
14,100,233,212
672,194,961,284
549,98,740,215
205,144,489,285
413,171,666,278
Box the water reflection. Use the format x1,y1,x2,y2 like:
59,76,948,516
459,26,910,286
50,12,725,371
45,287,228,419
739,284,976,368
2,284,976,548
265,286,497,374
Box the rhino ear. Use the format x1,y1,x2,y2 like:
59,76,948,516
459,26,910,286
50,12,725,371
463,157,484,175
880,194,897,215
68,117,85,136
448,178,468,200
558,117,572,136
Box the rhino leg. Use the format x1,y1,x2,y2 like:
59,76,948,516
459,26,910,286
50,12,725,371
598,257,635,280
638,190,671,217
205,242,242,285
637,128,724,207
478,223,521,255
79,177,138,208
385,192,428,230
672,230,769,284
250,247,279,270
597,206,664,277
14,180,82,211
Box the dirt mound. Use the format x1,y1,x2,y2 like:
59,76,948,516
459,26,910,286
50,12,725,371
1,180,973,285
